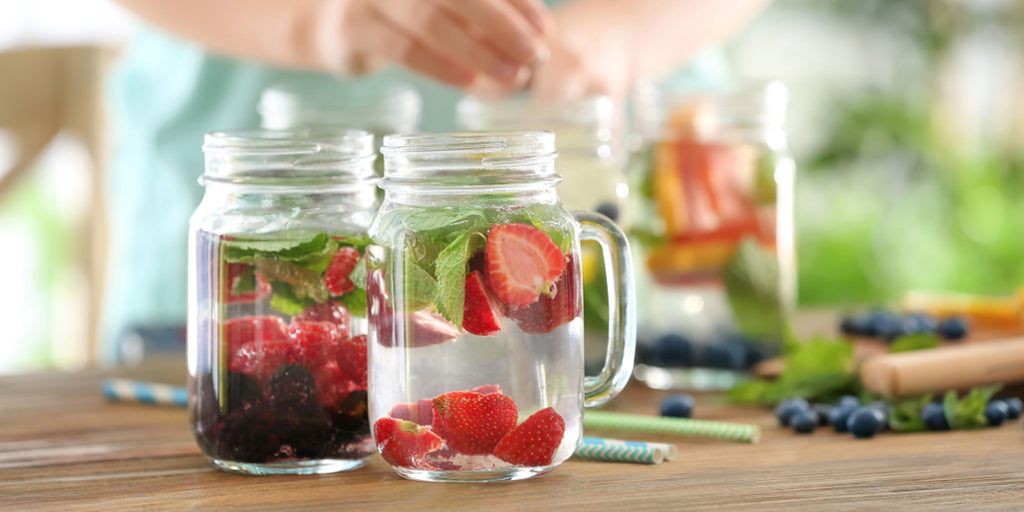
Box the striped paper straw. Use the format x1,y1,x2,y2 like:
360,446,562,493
574,437,676,464
102,379,188,408
584,411,760,443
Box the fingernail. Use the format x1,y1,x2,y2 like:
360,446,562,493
494,61,521,83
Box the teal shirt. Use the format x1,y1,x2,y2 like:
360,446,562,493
101,26,730,362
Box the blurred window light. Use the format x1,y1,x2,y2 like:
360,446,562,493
0,0,136,50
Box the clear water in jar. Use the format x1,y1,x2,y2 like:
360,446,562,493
189,229,374,474
366,204,584,481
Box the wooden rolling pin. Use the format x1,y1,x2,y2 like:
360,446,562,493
860,337,1024,397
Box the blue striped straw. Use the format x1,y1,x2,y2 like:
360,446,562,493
102,379,188,408
573,437,672,465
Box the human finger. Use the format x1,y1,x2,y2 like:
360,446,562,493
439,0,545,64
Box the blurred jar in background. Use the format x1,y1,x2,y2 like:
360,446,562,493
456,95,630,373
629,80,795,390
456,95,629,226
260,79,422,175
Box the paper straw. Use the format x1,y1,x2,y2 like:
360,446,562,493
574,437,676,464
102,379,188,408
584,411,760,443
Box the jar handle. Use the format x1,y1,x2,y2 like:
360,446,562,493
576,211,636,407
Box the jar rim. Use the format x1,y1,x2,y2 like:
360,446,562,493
259,82,421,132
382,130,555,156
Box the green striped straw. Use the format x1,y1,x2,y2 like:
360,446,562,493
584,411,760,443
573,437,674,465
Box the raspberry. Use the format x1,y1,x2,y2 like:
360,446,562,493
311,360,356,410
224,263,271,304
228,340,294,380
324,247,360,296
288,321,342,367
337,334,368,388
294,301,351,338
224,316,288,353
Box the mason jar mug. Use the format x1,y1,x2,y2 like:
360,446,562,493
187,129,378,475
366,132,636,482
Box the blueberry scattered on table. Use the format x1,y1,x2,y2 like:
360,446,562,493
651,333,693,367
921,402,950,431
837,395,861,410
1004,397,1023,420
811,403,834,426
847,407,885,439
985,400,1009,427
901,313,937,335
937,317,968,340
791,409,818,434
830,405,857,433
866,311,905,339
775,398,810,427
659,394,696,419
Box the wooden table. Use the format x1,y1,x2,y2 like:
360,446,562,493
3,358,1023,511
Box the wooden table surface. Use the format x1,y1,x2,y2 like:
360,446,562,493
2,358,1023,512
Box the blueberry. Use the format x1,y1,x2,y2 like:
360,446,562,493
847,407,885,439
836,395,861,410
659,394,696,418
651,333,693,367
812,403,834,426
595,202,620,222
921,402,950,431
702,343,747,370
868,401,891,431
840,315,872,336
791,409,818,434
830,405,856,433
937,317,968,340
866,311,903,339
902,313,937,335
1004,397,1023,420
775,398,810,427
985,400,1009,427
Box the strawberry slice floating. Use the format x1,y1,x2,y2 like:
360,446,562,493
463,270,504,336
493,407,566,467
508,254,580,334
485,223,566,307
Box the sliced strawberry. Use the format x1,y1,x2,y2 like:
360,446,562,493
373,417,444,468
324,247,360,296
311,360,356,409
463,271,503,336
432,391,518,454
337,334,368,388
485,223,566,307
224,263,271,304
293,301,351,338
493,407,565,466
507,254,580,334
389,385,504,427
288,321,342,367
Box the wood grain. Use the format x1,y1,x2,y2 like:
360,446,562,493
2,358,1022,511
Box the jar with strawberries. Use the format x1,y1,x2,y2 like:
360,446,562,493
188,129,378,475
629,81,796,389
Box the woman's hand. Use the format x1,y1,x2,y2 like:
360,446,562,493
318,0,552,90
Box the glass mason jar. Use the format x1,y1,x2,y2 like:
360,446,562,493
260,79,421,175
366,132,636,482
187,129,379,475
629,81,796,390
456,95,628,225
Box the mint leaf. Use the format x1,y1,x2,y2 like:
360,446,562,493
403,208,488,240
889,394,933,433
269,282,314,316
498,204,574,253
944,385,1001,430
433,231,486,327
231,266,257,295
224,233,331,263
338,288,367,317
725,379,782,406
297,237,339,274
349,254,367,290
254,258,329,303
335,234,373,251
776,336,857,400
404,260,437,311
723,237,786,341
889,333,940,353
